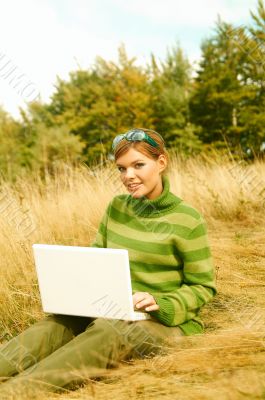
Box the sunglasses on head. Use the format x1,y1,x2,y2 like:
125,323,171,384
111,128,164,152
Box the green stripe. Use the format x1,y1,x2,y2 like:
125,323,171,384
131,280,181,292
175,204,201,220
177,235,212,252
189,223,207,239
108,229,176,255
98,222,107,236
113,195,204,228
108,218,210,249
190,286,209,307
184,258,213,272
110,205,192,238
176,291,189,321
175,284,198,308
106,240,183,265
130,260,183,273
131,269,184,284
185,270,214,283
180,247,212,261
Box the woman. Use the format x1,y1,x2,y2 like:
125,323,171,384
0,128,217,397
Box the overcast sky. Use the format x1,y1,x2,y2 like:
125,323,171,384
0,0,258,120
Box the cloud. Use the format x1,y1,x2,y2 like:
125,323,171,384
0,0,259,119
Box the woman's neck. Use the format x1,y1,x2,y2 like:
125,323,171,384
127,175,182,218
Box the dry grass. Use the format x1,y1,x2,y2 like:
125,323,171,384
0,153,265,399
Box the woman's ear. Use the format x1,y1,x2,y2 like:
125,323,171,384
158,154,167,174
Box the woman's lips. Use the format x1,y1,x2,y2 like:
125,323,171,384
128,184,142,191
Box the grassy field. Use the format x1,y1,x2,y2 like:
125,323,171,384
0,153,265,399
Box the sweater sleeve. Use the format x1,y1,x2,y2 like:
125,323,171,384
90,201,112,248
148,216,217,327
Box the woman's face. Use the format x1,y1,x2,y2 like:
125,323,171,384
116,147,167,200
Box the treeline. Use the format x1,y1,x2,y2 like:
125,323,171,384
0,0,264,181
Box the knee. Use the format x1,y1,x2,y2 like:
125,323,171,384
35,314,67,332
33,315,74,344
119,320,165,358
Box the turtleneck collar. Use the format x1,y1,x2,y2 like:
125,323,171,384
127,175,182,218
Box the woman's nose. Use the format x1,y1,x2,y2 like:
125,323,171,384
125,168,136,179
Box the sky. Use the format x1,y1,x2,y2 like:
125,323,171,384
0,0,258,120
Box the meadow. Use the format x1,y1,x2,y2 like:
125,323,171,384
0,152,264,399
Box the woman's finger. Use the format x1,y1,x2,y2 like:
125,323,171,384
133,292,150,306
135,295,157,309
145,304,159,312
135,298,153,309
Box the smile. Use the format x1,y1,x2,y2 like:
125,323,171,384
128,184,142,190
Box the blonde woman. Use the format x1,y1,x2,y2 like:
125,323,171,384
0,128,217,396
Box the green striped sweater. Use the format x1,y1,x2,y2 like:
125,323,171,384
91,174,217,336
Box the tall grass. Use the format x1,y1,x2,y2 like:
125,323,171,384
0,154,264,399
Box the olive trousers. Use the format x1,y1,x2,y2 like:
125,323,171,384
0,314,184,397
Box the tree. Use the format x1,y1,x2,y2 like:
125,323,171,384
26,123,86,176
148,45,203,155
190,1,265,157
30,44,154,164
241,0,265,156
0,106,26,180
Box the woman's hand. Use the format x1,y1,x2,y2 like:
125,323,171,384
132,291,159,312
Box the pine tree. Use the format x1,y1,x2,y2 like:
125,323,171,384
190,1,265,157
148,44,203,155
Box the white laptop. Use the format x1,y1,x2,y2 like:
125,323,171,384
32,244,151,321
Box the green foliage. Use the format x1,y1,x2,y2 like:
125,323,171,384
0,106,85,181
28,123,86,174
0,1,265,181
147,44,202,154
190,1,265,158
20,43,203,165
0,107,27,180
190,22,249,146
38,44,155,164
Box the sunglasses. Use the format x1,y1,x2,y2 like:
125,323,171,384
111,128,164,152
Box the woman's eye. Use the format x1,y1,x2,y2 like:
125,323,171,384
117,163,144,172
